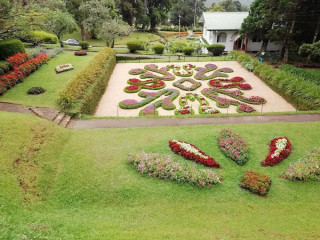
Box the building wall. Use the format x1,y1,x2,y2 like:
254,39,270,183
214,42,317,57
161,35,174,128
203,30,238,52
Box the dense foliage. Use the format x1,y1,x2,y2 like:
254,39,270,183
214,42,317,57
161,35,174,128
59,48,116,114
0,39,25,60
30,31,58,44
128,152,222,187
206,44,225,56
231,51,320,110
279,64,320,85
27,87,46,95
153,44,165,54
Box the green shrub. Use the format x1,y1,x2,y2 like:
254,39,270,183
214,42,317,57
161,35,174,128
0,39,25,60
0,62,12,75
299,41,320,62
182,47,194,55
79,41,89,50
231,51,320,110
127,40,144,53
169,42,187,53
27,87,46,95
207,44,225,56
153,44,164,54
59,48,116,115
30,31,58,44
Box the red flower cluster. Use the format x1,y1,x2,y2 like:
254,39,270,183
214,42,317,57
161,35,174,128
74,51,87,56
6,53,29,66
0,53,48,95
169,140,220,168
261,137,292,166
239,170,271,196
124,78,165,93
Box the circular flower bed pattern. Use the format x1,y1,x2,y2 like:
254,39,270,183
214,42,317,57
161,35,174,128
118,63,267,116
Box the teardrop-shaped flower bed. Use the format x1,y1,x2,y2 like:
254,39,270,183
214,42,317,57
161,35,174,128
261,137,292,166
169,140,220,168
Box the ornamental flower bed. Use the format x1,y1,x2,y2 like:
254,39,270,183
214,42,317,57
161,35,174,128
173,78,201,91
129,68,146,75
239,170,272,196
194,64,233,80
128,152,222,187
124,78,165,93
208,77,252,90
261,137,292,166
169,140,220,168
0,53,48,95
283,148,320,181
55,64,74,73
141,64,175,81
74,51,87,56
6,53,29,66
217,129,249,166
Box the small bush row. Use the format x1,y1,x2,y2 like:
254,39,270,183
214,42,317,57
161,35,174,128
217,129,249,166
283,148,320,181
0,39,25,60
231,51,320,110
59,48,116,114
128,152,222,187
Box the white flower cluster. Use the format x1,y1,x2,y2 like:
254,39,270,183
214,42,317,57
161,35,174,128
172,140,209,159
271,138,288,158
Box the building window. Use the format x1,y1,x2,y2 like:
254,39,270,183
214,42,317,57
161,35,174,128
217,32,227,43
252,35,262,42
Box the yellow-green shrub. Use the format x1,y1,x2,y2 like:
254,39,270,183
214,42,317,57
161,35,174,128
58,48,116,114
30,31,58,44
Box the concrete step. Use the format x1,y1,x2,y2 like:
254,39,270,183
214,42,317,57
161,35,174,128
59,114,72,128
53,112,65,125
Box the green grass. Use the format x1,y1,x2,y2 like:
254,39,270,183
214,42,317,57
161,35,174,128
0,52,95,109
0,112,319,239
304,68,320,77
63,31,162,48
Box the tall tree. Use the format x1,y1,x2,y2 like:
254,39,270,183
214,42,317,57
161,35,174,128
170,0,206,27
145,0,172,31
116,0,147,26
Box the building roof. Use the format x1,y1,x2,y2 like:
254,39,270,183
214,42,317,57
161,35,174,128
199,12,249,30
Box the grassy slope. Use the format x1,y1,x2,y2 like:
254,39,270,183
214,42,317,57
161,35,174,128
0,52,95,109
0,112,319,239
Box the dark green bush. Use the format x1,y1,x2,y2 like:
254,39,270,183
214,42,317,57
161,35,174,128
207,44,225,56
182,47,194,56
127,40,144,53
27,87,46,95
59,48,116,114
79,41,89,50
153,44,164,54
0,39,25,60
299,41,320,62
231,50,320,110
0,63,12,75
30,31,58,44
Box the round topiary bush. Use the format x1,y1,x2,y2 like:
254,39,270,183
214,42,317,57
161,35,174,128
207,44,225,56
127,40,144,53
27,87,46,95
183,47,194,56
153,44,165,54
0,39,25,60
79,41,89,50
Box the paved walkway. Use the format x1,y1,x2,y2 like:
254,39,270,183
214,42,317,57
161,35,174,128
69,114,320,129
0,102,319,130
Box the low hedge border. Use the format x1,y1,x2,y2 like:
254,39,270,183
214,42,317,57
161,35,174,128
58,48,116,115
231,51,320,110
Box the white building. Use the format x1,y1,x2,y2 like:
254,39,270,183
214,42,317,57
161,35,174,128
199,12,281,53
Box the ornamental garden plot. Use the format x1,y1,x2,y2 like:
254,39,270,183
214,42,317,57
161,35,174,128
95,61,296,117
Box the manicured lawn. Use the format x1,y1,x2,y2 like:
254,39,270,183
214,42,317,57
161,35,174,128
0,51,95,109
0,111,319,239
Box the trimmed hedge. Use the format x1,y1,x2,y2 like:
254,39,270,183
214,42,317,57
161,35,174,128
79,41,89,50
207,44,225,56
183,47,194,56
0,39,25,60
58,48,116,114
127,40,144,53
231,51,320,110
153,44,164,54
30,31,58,44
